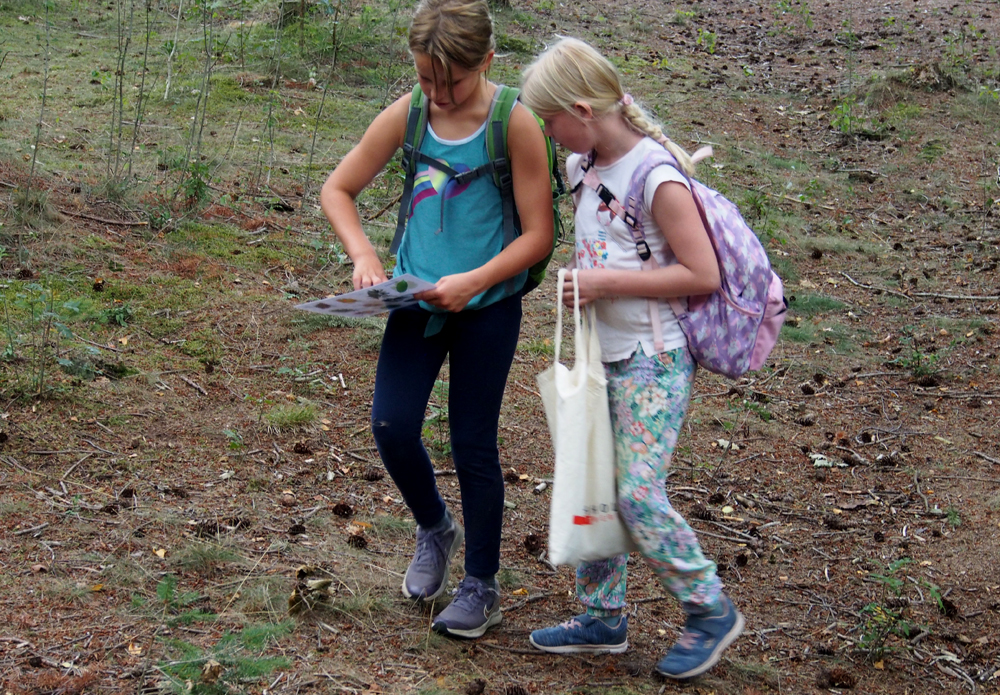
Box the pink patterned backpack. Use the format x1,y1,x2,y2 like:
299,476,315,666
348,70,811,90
576,145,787,379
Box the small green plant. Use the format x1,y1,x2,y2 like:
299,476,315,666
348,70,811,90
696,29,717,54
519,336,555,357
800,177,825,203
180,160,212,205
158,622,292,694
918,140,946,163
945,506,961,528
223,428,245,453
772,0,814,34
1,283,89,398
131,574,216,626
423,379,451,458
738,190,769,222
101,302,135,327
892,346,939,378
831,96,859,134
671,9,696,25
859,558,915,660
265,401,318,429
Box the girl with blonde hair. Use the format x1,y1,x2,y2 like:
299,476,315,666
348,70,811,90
320,0,553,639
520,37,743,679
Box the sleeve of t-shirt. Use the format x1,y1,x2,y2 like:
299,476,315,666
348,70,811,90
643,163,691,211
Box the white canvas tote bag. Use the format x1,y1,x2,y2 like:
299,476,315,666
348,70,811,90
537,269,635,566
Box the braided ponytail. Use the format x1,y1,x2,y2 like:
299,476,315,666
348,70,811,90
620,102,695,177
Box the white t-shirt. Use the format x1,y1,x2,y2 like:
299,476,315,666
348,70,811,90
567,137,690,362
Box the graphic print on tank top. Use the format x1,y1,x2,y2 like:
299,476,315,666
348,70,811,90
409,161,473,219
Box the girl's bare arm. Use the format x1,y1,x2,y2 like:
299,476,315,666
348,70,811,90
319,95,409,289
563,181,720,305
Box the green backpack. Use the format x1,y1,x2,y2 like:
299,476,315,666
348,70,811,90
390,83,565,293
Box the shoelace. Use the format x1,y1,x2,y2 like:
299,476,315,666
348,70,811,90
451,579,493,611
559,618,584,631
675,628,702,651
412,527,448,571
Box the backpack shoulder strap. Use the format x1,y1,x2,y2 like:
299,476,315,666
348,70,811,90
576,148,682,354
391,86,431,255
483,85,519,250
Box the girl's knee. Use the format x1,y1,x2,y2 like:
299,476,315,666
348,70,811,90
617,484,673,528
371,416,422,449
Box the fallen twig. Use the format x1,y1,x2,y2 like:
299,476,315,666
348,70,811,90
14,522,50,536
366,192,402,221
504,591,557,613
478,641,549,656
912,291,1000,301
1,455,43,477
81,439,121,456
973,450,1000,466
59,208,148,226
179,374,208,396
839,272,913,301
61,452,94,480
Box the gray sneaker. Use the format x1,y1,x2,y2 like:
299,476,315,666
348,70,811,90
401,514,464,601
432,576,502,639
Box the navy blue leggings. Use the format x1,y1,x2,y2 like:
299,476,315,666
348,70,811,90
371,293,521,579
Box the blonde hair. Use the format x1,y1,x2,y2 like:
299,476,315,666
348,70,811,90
521,37,695,176
409,0,494,99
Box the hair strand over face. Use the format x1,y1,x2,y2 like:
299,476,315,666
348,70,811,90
409,0,495,98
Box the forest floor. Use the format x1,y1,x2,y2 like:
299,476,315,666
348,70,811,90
1,0,999,693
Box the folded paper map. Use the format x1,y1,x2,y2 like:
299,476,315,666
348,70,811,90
294,274,436,318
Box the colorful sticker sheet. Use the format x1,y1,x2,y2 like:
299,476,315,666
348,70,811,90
294,274,436,317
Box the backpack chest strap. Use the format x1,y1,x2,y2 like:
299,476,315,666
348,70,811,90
579,160,650,261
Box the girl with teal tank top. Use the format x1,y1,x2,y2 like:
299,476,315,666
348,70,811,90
395,111,527,332
318,0,552,641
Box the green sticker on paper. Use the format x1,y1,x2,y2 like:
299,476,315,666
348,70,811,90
395,280,408,292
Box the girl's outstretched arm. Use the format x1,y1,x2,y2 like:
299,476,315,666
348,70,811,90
562,180,720,306
320,95,409,289
418,102,553,312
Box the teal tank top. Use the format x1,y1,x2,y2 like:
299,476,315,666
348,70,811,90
394,118,526,319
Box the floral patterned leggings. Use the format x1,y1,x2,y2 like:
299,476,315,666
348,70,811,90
577,346,723,617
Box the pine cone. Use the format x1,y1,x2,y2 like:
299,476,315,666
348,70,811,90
332,502,354,518
361,466,385,482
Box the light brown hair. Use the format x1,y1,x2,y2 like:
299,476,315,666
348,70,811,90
409,0,494,99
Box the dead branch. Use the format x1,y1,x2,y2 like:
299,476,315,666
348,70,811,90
973,450,1000,466
59,208,148,226
839,272,913,301
179,374,208,396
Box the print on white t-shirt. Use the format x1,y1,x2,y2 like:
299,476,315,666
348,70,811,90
568,137,693,362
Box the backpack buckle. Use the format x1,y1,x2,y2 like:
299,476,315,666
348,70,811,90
635,239,652,261
497,165,513,191
596,184,615,207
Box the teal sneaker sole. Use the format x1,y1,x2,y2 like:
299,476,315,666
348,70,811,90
529,635,628,654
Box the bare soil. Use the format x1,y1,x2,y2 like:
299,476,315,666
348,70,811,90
1,0,999,694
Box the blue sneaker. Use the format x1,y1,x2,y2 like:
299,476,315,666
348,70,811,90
656,594,744,679
529,614,628,654
432,576,502,638
402,513,464,601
